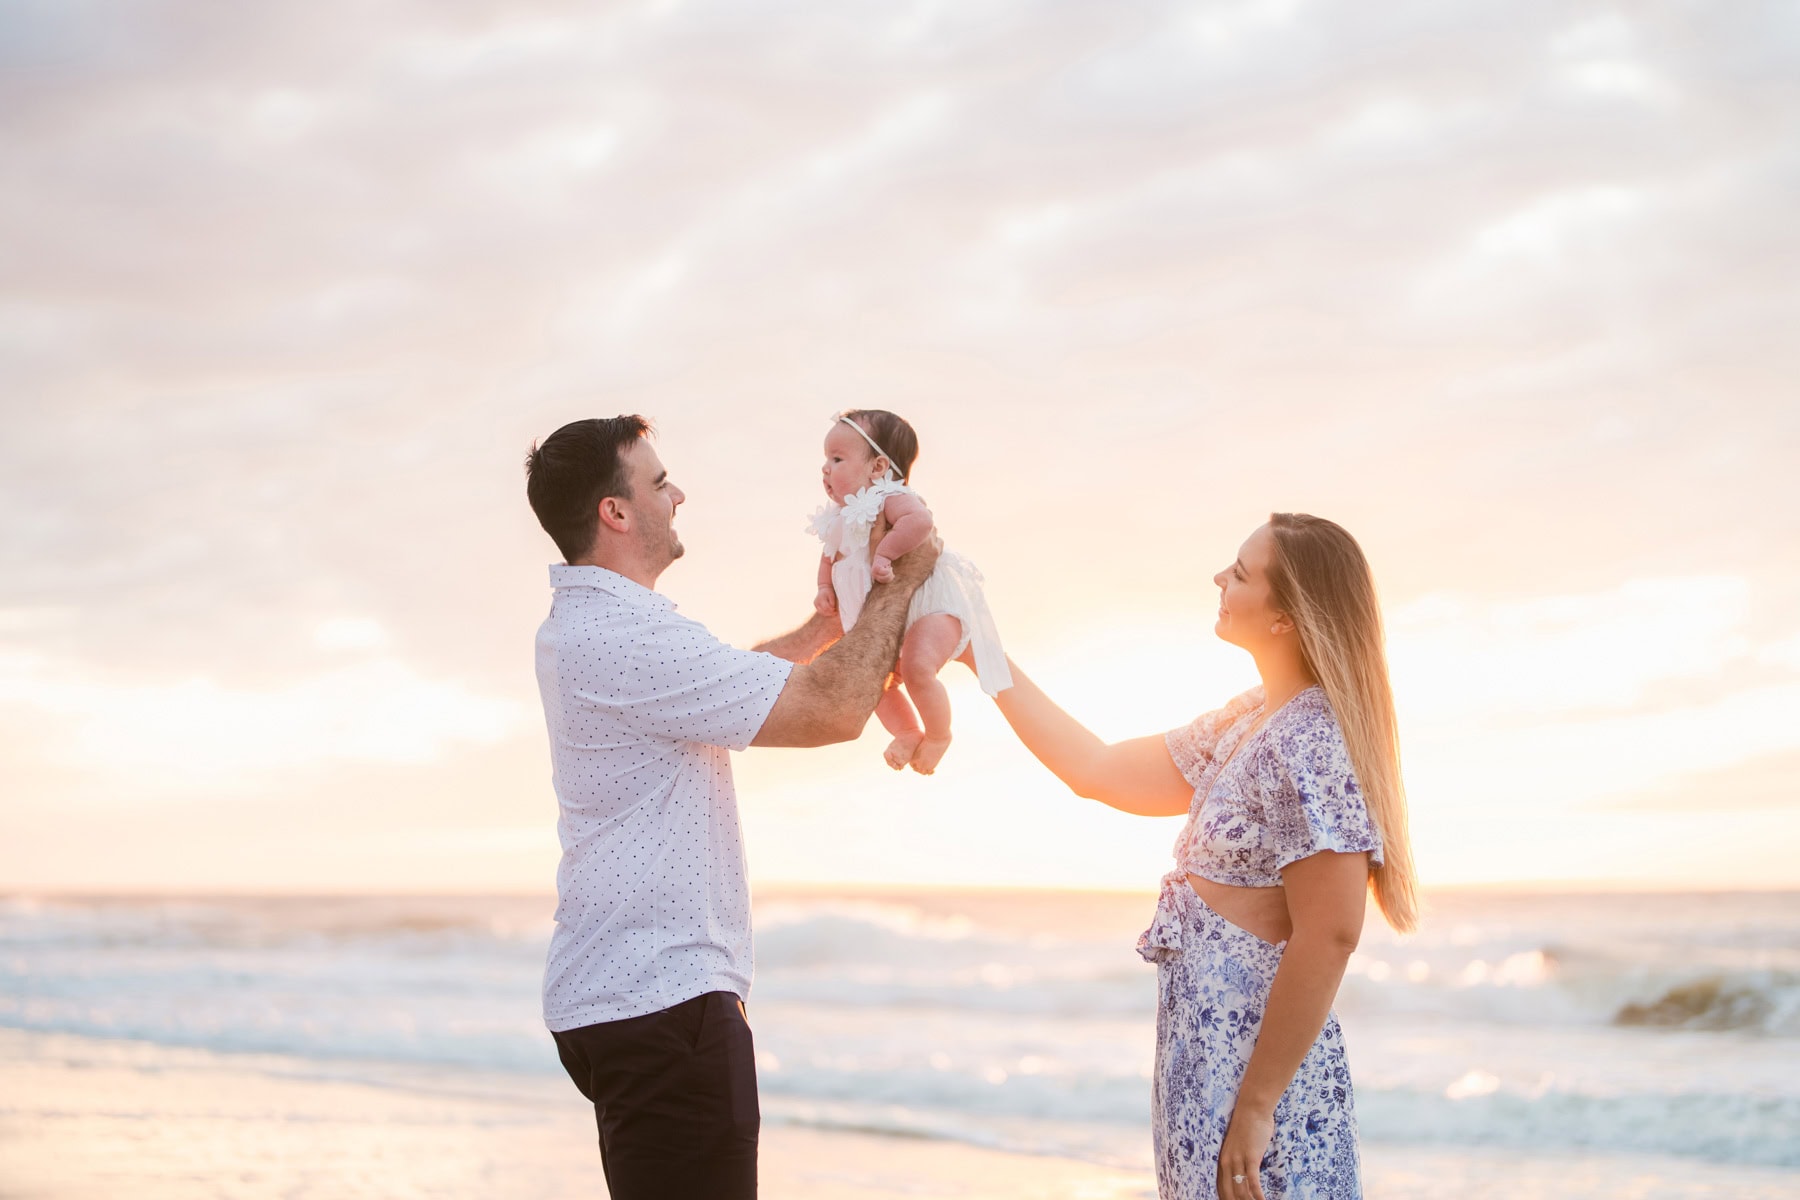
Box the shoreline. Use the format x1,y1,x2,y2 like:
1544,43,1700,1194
6,1027,1798,1199
0,1028,1156,1200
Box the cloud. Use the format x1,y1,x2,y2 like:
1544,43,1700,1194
313,616,391,651
1463,185,1654,273
0,650,529,788
1616,748,1800,812
1390,576,1800,815
1,0,1796,886
1405,678,1800,815
1551,13,1681,108
1758,633,1800,672
1389,576,1755,725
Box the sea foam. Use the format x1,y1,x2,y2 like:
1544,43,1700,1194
3,889,1796,1169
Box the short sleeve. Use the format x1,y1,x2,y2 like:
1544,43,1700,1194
577,611,794,751
1263,704,1383,872
1164,687,1264,788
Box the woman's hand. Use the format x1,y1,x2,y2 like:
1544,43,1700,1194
1217,1105,1274,1200
1214,854,1368,1200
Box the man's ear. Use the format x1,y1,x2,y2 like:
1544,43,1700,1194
597,495,631,535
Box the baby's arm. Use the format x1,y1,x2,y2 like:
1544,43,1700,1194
871,494,933,584
814,553,837,615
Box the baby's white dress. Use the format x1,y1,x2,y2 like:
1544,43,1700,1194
808,478,1013,697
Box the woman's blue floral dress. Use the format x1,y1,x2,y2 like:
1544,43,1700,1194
1137,686,1382,1199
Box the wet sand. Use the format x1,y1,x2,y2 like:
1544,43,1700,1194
0,1029,1154,1200
4,1028,1793,1200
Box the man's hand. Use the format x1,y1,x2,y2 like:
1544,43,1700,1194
870,555,894,584
887,532,942,587
753,534,941,748
814,585,838,616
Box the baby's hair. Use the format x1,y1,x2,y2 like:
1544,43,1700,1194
841,409,920,481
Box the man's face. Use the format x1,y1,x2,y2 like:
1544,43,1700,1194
620,439,686,568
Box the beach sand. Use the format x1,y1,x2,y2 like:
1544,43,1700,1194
0,1029,1154,1200
5,1028,1793,1199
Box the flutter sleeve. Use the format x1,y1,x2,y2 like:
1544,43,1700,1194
1263,700,1384,872
1164,687,1264,788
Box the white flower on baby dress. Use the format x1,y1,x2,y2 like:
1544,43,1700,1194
838,488,882,533
805,504,840,544
838,480,902,538
808,480,913,559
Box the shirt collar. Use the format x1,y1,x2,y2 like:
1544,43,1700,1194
548,564,677,610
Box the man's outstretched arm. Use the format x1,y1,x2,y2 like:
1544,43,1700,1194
751,537,939,747
754,612,840,665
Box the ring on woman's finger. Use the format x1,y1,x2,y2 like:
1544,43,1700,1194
1232,1175,1248,1184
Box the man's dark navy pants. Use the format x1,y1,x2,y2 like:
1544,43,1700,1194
553,990,759,1199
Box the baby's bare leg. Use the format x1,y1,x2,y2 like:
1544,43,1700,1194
899,614,964,775
875,681,924,770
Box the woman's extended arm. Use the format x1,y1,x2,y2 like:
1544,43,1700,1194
1216,851,1369,1200
993,660,1194,816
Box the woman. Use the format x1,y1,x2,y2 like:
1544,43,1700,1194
992,513,1418,1200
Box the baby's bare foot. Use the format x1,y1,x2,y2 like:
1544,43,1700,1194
909,734,953,775
884,731,925,770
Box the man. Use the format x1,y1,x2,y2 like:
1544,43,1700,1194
523,416,937,1199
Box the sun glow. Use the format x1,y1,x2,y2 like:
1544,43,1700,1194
1,0,1794,895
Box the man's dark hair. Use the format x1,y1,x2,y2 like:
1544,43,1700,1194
525,416,652,562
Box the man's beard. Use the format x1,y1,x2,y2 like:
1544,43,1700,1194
632,521,683,567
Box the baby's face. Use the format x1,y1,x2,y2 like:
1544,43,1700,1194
821,424,879,503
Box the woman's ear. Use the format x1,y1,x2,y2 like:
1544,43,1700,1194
1270,611,1296,637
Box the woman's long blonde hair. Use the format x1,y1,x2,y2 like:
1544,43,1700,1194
1267,512,1419,933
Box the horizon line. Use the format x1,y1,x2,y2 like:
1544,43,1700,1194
5,880,1797,900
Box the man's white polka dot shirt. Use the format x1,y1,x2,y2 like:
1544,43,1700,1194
535,564,794,1031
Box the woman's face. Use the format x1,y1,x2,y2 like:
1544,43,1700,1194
1212,523,1289,650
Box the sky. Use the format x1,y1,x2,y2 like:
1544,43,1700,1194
2,0,1797,893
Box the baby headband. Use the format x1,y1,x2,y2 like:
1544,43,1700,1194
834,412,900,480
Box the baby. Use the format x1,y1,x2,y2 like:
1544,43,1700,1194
809,410,1012,774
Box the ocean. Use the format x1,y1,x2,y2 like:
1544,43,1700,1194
3,887,1796,1195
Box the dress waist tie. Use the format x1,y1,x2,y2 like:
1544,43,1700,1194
1136,871,1192,964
